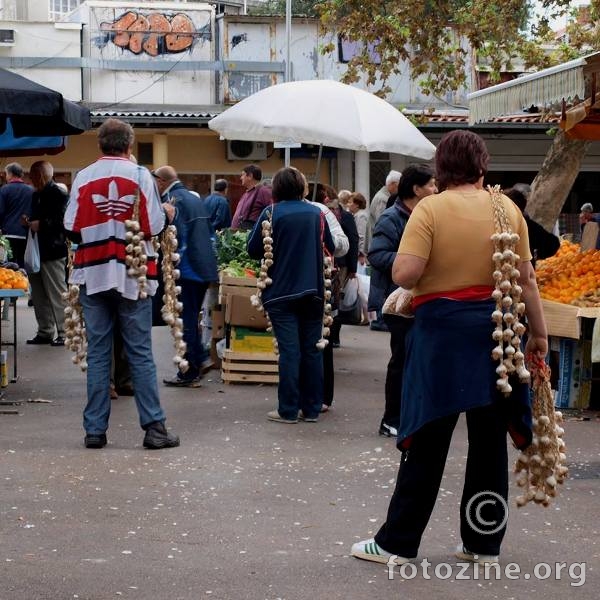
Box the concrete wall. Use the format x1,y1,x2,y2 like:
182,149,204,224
81,1,214,105
218,15,471,108
0,21,83,100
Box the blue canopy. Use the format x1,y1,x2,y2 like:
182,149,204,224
0,120,65,156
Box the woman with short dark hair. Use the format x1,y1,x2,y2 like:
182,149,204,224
352,130,547,567
247,167,335,423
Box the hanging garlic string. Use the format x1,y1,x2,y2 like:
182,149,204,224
489,185,530,394
250,210,277,353
124,189,150,299
514,356,568,507
159,223,188,372
63,241,87,371
317,252,333,350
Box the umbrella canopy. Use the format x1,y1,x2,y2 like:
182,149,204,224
0,120,66,157
0,67,91,137
208,80,436,160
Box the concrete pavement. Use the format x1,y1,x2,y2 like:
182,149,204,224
1,303,598,600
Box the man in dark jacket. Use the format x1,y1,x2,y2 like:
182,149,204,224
0,162,33,267
25,161,68,346
153,166,218,386
203,179,231,230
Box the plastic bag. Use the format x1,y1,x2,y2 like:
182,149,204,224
338,277,362,325
24,229,40,274
339,277,359,310
382,287,414,318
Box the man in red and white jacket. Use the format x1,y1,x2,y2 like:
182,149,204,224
64,118,179,451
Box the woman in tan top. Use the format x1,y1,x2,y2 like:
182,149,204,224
351,130,547,566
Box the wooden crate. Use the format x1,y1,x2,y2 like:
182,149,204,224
221,350,279,384
218,274,256,303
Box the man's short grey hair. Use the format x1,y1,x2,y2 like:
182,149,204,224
97,118,135,156
581,202,594,213
385,170,402,186
5,162,23,178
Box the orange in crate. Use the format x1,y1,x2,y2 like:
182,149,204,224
536,240,600,306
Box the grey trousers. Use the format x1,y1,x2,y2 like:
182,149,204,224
29,257,67,339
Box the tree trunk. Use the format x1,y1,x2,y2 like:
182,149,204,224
527,130,589,231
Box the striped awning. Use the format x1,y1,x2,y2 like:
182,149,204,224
468,52,600,124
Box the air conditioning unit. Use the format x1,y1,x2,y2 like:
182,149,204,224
0,30,16,46
227,140,268,161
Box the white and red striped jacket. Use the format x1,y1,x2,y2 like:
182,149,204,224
64,157,166,300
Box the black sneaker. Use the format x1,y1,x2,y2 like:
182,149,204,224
163,375,202,388
85,433,107,449
26,335,52,345
143,422,180,449
50,336,65,347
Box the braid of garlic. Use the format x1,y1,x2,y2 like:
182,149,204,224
63,242,88,371
317,254,333,350
489,185,530,395
124,192,150,299
250,213,277,353
160,224,188,373
514,360,568,508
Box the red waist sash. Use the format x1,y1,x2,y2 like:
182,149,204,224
412,285,494,309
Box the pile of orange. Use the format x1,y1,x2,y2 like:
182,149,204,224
0,267,28,290
536,240,600,306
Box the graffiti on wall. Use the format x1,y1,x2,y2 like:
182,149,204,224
98,11,210,56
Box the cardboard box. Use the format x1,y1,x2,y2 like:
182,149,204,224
229,326,275,354
210,338,222,370
225,294,269,329
211,305,225,339
542,299,581,339
553,337,592,408
541,299,600,340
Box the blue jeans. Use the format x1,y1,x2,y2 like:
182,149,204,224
178,279,209,380
79,287,165,434
267,296,324,420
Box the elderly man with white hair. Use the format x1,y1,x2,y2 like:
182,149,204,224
369,170,402,231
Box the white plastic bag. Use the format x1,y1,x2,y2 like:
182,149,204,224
339,277,359,311
382,287,414,318
24,229,40,274
356,273,370,305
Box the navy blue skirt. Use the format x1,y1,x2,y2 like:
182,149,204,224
398,298,532,450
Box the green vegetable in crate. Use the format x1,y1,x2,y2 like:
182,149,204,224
216,229,260,274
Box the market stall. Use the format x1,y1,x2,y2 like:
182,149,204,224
536,239,600,408
214,230,278,385
0,261,29,412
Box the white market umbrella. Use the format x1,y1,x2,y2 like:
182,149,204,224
208,80,436,160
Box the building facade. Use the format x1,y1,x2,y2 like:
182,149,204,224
0,0,599,218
